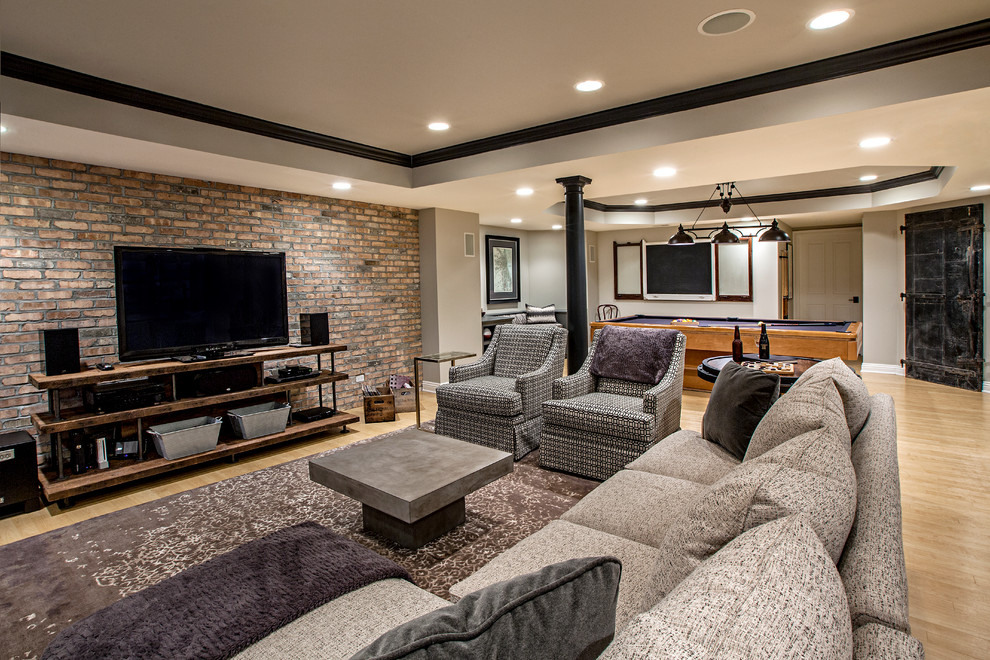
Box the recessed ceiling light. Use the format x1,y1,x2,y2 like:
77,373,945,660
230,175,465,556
510,218,523,224
971,184,990,191
698,10,756,36
428,122,450,131
859,174,878,182
653,167,677,178
808,9,852,30
859,136,891,149
332,182,352,190
634,199,648,206
575,80,603,92
0,125,7,133
516,187,534,196
552,224,563,230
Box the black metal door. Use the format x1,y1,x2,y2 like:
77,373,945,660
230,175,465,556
903,204,984,390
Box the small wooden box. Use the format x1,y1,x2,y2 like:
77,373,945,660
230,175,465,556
390,385,416,413
363,391,396,423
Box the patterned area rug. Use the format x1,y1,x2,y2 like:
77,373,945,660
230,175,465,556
0,427,596,660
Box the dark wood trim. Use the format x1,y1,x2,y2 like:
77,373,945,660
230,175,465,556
715,239,754,302
0,52,412,167
613,241,644,300
589,167,945,213
3,19,988,169
411,21,990,166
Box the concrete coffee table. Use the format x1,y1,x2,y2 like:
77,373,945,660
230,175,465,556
309,428,513,548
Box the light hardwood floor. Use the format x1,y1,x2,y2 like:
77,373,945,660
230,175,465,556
1,376,987,659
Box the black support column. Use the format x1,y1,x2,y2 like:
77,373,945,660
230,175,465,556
556,175,592,374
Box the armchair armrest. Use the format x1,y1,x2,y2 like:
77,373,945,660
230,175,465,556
449,353,495,383
515,327,568,418
552,371,595,400
642,334,686,436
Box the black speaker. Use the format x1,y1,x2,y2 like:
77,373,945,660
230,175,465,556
300,312,330,346
0,430,41,514
40,328,80,376
176,365,258,398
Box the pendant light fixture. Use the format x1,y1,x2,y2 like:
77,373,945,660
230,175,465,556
667,182,791,245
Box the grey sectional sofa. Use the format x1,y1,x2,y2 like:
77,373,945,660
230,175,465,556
237,358,921,659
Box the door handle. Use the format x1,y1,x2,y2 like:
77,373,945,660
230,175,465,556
848,296,860,303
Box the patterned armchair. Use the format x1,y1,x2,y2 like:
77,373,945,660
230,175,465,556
539,326,686,480
435,324,568,459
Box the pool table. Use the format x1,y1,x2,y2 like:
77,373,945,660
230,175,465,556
589,315,862,391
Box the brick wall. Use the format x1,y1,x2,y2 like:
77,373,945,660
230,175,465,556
0,152,421,459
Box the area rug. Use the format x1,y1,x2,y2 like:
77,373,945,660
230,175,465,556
0,427,596,659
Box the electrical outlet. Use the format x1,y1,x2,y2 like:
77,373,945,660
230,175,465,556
355,374,365,383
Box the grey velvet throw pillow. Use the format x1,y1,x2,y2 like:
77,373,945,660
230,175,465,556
703,361,780,460
349,556,621,660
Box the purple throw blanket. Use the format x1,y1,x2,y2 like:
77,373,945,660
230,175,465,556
589,325,680,385
42,522,410,660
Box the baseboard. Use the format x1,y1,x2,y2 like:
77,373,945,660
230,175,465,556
861,363,905,376
984,381,990,394
421,380,440,393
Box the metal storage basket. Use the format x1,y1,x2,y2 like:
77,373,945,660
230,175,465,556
147,416,223,460
227,401,291,439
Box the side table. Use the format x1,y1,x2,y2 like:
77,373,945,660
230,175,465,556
698,354,822,393
413,351,476,428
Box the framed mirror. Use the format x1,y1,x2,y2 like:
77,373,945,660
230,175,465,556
614,241,643,299
715,239,753,301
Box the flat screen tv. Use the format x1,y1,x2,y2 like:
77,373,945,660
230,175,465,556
114,246,289,361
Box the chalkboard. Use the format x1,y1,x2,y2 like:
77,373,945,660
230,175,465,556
644,242,714,300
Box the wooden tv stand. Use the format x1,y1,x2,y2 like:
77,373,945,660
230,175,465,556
28,345,359,507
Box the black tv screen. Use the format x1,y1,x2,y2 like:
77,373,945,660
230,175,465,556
114,246,289,361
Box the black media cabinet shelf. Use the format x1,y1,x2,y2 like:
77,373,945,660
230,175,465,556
28,345,359,506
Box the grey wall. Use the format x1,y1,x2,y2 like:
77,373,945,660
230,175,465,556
594,225,782,319
419,208,482,384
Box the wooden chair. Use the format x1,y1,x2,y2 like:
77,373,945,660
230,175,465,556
597,304,619,321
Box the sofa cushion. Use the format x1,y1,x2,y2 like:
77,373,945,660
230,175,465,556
352,556,621,660
562,470,706,548
525,303,557,324
450,520,667,632
234,579,449,660
601,515,853,660
853,623,925,660
793,357,871,439
625,429,739,485
702,361,781,460
492,326,554,378
543,393,654,441
435,376,521,416
657,425,856,594
744,376,849,461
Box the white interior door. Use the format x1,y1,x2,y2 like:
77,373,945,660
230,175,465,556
793,227,863,321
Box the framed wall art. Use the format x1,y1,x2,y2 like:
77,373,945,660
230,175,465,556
485,235,520,303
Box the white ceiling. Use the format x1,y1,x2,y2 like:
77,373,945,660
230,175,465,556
2,0,989,231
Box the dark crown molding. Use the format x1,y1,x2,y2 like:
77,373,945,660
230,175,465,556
2,19,988,169
587,167,945,213
0,52,412,167
411,19,990,166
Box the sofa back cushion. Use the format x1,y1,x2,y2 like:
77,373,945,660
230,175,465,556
656,421,856,594
492,325,555,378
838,393,913,634
350,556,620,660
744,375,849,461
793,357,871,439
601,515,853,660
